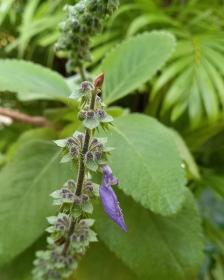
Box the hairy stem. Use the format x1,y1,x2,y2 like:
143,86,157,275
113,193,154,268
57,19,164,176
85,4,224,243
62,87,97,256
78,65,86,81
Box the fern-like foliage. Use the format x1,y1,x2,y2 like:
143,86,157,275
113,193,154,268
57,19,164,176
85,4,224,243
151,34,224,128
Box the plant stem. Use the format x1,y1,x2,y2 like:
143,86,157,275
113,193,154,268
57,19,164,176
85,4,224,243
62,88,97,256
0,107,51,127
78,65,86,81
75,89,97,197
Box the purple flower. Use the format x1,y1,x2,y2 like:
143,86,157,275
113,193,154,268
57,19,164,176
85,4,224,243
99,165,127,232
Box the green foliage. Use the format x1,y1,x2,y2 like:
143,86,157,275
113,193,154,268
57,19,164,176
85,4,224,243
152,35,224,127
2,0,224,279
106,114,186,215
77,242,138,280
0,236,46,280
94,190,204,280
171,129,200,180
0,59,70,101
2,0,63,60
101,31,176,104
0,141,73,265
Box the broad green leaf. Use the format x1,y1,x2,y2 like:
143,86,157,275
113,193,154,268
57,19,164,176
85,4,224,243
76,242,138,280
104,114,187,216
171,130,200,180
101,31,176,104
0,59,70,101
94,190,204,280
0,140,73,265
0,236,46,280
7,127,56,160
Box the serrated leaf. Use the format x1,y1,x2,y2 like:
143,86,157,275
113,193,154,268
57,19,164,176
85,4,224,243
94,190,204,280
104,114,187,216
0,140,73,265
0,59,70,101
101,31,176,104
76,242,138,280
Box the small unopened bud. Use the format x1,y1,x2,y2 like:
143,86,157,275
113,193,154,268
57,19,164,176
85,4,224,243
78,110,86,120
69,147,78,157
74,196,81,205
66,137,76,146
94,151,102,161
82,194,89,202
85,152,94,161
93,73,104,89
86,110,95,119
80,81,94,92
96,109,106,119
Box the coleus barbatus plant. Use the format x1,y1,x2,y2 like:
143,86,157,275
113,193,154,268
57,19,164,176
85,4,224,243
33,1,127,279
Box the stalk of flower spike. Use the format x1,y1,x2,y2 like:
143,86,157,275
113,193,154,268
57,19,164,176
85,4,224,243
33,73,127,280
61,78,98,257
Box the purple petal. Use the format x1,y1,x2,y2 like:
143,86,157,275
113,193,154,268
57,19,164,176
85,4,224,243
101,165,118,186
99,184,127,232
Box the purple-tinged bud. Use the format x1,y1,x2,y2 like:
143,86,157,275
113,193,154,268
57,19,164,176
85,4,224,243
74,196,82,205
66,179,76,189
66,137,76,146
78,110,86,120
94,151,102,161
80,81,94,92
86,110,95,119
99,165,127,232
69,146,78,157
96,109,106,120
85,151,94,161
82,194,89,202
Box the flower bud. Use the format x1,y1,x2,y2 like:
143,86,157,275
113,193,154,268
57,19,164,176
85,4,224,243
93,73,104,89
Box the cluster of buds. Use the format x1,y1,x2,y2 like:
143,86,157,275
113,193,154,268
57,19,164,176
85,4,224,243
33,177,98,280
33,73,126,280
55,0,119,72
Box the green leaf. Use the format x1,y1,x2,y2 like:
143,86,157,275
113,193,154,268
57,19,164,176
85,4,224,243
152,35,224,127
7,127,56,160
171,130,200,180
101,31,176,104
0,140,73,265
0,59,70,101
76,242,138,280
0,235,46,280
94,190,204,280
202,170,224,199
83,118,100,129
104,114,187,216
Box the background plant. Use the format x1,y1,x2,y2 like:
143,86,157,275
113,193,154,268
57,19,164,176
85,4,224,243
0,0,224,280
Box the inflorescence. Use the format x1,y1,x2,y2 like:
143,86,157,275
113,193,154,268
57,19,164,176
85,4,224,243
33,73,127,280
55,0,120,72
